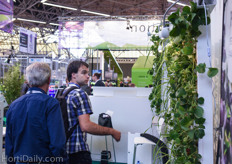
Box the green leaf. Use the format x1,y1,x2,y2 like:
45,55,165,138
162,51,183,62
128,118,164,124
198,124,205,129
181,117,191,126
198,97,204,104
190,13,197,21
175,138,181,144
176,88,186,98
197,154,202,160
174,113,181,118
196,63,206,73
183,46,193,55
188,130,195,140
207,67,218,77
170,26,181,37
194,106,204,118
168,13,178,24
181,126,189,131
178,105,186,115
183,6,191,13
195,129,205,139
170,130,179,140
173,36,182,44
195,117,206,124
190,1,197,12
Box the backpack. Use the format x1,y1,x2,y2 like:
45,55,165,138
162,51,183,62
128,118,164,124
56,86,79,141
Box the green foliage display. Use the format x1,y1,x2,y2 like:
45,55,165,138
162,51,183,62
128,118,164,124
0,64,24,105
149,2,218,163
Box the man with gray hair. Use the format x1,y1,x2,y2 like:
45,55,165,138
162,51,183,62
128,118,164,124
5,62,67,164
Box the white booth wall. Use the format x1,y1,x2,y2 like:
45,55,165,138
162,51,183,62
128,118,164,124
87,87,154,163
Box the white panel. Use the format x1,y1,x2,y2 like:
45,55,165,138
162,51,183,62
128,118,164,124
88,87,154,163
197,25,213,164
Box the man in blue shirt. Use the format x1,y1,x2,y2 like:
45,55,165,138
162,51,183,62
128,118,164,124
66,60,121,164
5,62,67,164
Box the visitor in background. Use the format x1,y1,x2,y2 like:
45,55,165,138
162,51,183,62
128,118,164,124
20,80,30,96
129,83,136,87
92,72,105,86
65,60,121,164
6,62,67,164
120,80,124,87
108,82,113,87
60,77,69,89
104,81,109,87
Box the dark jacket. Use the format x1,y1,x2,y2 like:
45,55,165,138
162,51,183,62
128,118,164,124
94,80,105,87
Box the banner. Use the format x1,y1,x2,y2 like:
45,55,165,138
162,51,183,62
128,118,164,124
0,0,13,33
59,20,160,50
19,27,37,54
220,1,232,163
59,21,85,49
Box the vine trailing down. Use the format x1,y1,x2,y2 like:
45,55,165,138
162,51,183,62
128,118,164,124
149,2,218,163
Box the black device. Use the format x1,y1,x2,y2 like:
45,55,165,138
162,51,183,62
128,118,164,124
101,150,111,164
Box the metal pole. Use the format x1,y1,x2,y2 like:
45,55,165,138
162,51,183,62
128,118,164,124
97,49,99,70
91,49,94,76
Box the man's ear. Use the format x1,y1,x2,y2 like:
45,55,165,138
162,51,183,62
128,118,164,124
72,73,76,80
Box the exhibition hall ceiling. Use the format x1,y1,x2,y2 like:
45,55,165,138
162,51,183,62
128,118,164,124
0,0,190,56
13,0,190,28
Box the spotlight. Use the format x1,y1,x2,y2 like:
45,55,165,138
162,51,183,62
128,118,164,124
160,27,169,38
158,0,180,39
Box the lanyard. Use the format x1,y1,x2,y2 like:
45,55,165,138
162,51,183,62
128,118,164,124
26,90,44,94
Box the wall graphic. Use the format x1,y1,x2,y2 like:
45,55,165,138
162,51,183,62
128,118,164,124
58,20,160,50
219,0,232,163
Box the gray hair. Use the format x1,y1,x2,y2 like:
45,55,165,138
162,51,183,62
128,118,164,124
26,62,51,87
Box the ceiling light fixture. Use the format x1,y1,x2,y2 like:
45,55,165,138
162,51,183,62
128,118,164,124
42,2,77,10
49,23,60,26
17,18,46,24
117,17,127,20
167,0,190,7
81,9,110,17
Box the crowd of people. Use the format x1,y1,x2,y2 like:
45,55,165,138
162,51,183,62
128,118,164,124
5,61,121,164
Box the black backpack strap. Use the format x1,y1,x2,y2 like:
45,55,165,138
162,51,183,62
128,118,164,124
63,86,80,140
63,86,79,97
66,122,79,140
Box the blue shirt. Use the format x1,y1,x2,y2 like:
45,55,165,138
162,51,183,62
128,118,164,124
65,83,93,154
5,87,67,164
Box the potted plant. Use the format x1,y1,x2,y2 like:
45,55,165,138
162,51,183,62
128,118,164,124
0,64,25,105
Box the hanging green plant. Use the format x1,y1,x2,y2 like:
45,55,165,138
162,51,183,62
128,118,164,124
149,2,218,163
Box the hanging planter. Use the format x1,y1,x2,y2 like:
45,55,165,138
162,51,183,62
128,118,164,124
149,2,218,163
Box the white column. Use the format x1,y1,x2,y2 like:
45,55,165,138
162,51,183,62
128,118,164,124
100,51,104,79
197,25,213,164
